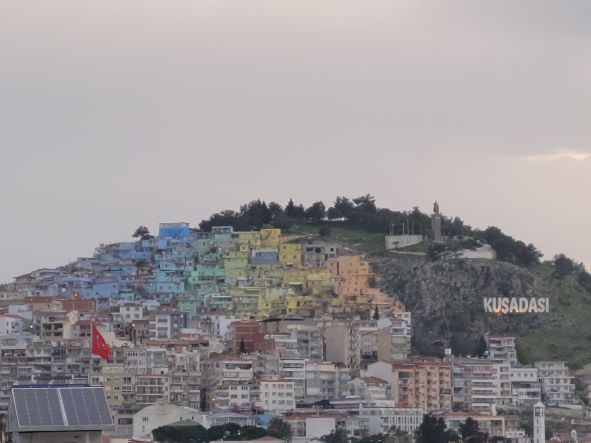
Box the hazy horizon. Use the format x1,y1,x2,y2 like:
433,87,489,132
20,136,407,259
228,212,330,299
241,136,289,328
1,1,590,282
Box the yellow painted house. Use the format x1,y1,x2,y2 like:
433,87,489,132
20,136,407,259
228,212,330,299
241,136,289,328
259,287,289,316
279,242,302,266
228,286,288,318
281,267,334,296
90,365,126,407
260,228,281,249
281,267,309,287
306,269,334,296
247,264,282,287
228,287,262,318
236,231,262,252
286,294,322,317
352,287,405,312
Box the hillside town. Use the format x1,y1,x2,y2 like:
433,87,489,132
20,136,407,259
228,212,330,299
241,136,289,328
0,217,585,443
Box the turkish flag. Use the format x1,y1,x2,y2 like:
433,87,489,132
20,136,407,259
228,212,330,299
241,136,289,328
91,324,111,360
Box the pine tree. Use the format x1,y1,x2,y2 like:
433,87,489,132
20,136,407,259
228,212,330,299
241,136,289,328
285,199,297,218
373,305,380,320
476,335,488,357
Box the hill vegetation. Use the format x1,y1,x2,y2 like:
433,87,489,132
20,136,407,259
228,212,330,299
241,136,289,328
200,195,589,275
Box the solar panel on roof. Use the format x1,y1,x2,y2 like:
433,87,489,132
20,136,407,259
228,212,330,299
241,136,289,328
60,387,112,427
13,388,65,428
11,386,113,431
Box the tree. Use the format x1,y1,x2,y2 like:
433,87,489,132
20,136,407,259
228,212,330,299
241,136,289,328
268,418,292,439
553,253,577,279
372,305,380,320
427,243,447,261
333,197,355,219
415,414,458,443
321,429,349,443
199,210,248,231
273,213,294,230
133,226,153,240
206,423,241,441
327,206,343,220
550,254,591,292
268,202,284,220
319,226,332,238
305,201,326,222
387,427,413,443
446,216,470,238
286,199,306,220
479,226,541,267
353,194,377,213
152,424,207,443
515,242,542,267
241,426,269,440
285,198,297,217
407,207,431,236
460,417,488,442
578,269,591,293
476,335,488,357
357,434,387,443
240,199,272,227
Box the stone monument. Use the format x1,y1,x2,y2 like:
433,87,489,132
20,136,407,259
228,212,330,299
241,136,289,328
431,201,442,242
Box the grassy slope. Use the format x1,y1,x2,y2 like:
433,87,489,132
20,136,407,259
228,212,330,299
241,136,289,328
517,277,591,369
290,223,387,255
292,222,591,368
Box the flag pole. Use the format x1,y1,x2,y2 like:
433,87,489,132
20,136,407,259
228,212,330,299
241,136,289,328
89,321,94,384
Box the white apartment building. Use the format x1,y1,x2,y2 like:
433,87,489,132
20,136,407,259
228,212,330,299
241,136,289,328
113,303,144,324
279,358,307,403
509,366,541,406
359,401,423,435
349,377,391,402
304,361,351,404
277,358,350,404
535,361,576,405
488,334,517,366
257,378,296,413
389,313,411,361
135,373,171,406
149,311,183,340
452,358,511,412
0,314,25,335
203,355,254,410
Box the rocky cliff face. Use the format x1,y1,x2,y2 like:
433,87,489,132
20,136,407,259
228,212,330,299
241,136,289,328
373,255,569,359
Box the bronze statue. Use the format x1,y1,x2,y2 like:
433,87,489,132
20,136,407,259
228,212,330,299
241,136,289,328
433,201,439,214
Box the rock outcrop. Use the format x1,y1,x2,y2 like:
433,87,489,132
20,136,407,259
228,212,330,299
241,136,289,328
373,255,572,359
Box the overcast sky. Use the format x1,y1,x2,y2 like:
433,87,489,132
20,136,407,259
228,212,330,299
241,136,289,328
1,1,590,282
